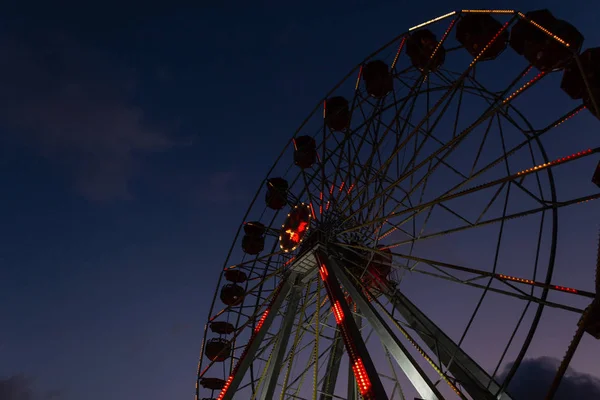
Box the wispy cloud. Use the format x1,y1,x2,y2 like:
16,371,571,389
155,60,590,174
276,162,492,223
499,356,600,399
0,374,60,400
0,32,173,201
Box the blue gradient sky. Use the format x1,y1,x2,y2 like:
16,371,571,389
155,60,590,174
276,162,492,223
1,1,599,399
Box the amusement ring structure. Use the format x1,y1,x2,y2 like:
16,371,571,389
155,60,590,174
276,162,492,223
196,9,600,400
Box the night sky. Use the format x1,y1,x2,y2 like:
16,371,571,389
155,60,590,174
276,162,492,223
1,1,600,399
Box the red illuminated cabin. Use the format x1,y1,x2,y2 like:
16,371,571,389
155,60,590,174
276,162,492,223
456,13,508,61
362,60,394,98
265,178,289,210
325,96,351,131
510,9,584,72
204,338,232,362
210,321,236,335
294,136,317,169
220,283,245,306
242,221,266,255
200,377,226,390
406,29,446,72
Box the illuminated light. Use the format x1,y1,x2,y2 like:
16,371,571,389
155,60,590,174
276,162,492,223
462,9,515,14
216,375,234,400
498,274,535,285
254,309,270,333
429,19,455,63
355,65,363,91
283,257,296,267
320,204,323,215
319,264,329,280
555,285,578,294
518,12,570,47
309,203,317,220
332,300,345,324
347,183,355,194
280,202,312,252
330,183,335,195
292,138,298,151
322,100,326,119
319,191,323,200
515,148,593,176
326,201,330,211
391,36,407,70
351,358,373,396
339,181,345,192
409,11,456,31
469,21,511,68
502,71,546,104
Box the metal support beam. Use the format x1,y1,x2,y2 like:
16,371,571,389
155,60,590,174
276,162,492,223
316,251,389,400
257,283,302,400
348,308,362,400
385,290,512,400
326,255,444,400
319,329,344,400
219,274,296,400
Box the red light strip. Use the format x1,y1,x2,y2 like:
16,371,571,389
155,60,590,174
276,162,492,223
339,181,345,193
503,70,545,104
517,12,570,47
391,36,407,70
309,203,317,220
355,65,363,91
216,375,234,400
352,358,373,396
317,260,376,399
332,300,345,324
515,148,593,177
254,309,270,333
213,282,285,399
497,273,579,294
553,106,585,128
283,257,296,267
469,20,511,68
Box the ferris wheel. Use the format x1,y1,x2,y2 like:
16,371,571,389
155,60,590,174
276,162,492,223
196,9,600,400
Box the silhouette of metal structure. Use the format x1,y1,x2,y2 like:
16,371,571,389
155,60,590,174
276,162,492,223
196,9,600,400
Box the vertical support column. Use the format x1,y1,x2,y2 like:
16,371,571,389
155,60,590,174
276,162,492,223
315,250,389,400
347,307,362,400
318,329,344,400
218,275,296,400
385,290,511,400
325,255,444,400
258,283,303,400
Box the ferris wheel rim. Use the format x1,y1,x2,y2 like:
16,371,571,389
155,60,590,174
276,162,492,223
197,9,599,400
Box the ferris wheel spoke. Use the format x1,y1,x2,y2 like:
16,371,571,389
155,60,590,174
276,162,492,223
323,253,448,400
335,74,430,215
381,191,600,251
199,10,600,400
341,145,599,237
388,250,596,300
338,62,543,227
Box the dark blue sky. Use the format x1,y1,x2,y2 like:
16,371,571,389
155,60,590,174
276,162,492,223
1,1,599,399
